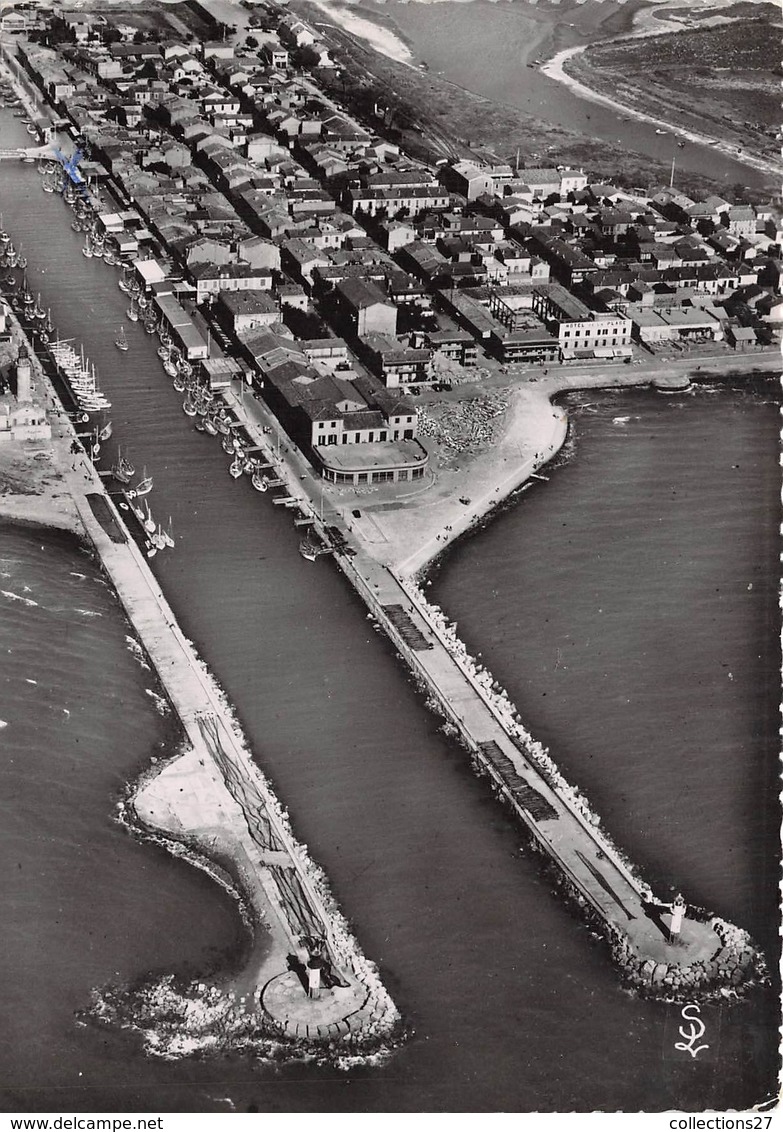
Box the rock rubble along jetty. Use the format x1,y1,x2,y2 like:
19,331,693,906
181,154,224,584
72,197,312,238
362,573,766,1002
2,320,399,1059
216,367,768,1003
219,372,769,1004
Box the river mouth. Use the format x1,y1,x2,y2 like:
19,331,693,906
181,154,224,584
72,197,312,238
320,0,776,189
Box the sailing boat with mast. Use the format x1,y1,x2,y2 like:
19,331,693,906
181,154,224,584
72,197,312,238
111,445,136,484
114,325,129,352
131,467,153,497
126,296,139,322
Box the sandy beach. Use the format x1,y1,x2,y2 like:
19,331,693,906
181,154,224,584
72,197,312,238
0,315,400,1055
543,45,781,181
306,0,414,63
329,349,781,581
0,442,83,532
337,370,654,578
541,5,782,183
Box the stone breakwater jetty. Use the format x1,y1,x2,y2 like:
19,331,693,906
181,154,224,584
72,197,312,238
6,321,400,1058
217,385,766,1004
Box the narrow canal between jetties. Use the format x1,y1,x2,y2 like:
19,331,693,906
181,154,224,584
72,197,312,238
0,117,778,1111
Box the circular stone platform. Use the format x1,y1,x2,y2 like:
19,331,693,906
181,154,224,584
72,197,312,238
638,914,722,965
652,373,692,392
261,971,369,1039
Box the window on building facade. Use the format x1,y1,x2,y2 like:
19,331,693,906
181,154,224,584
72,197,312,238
412,467,424,479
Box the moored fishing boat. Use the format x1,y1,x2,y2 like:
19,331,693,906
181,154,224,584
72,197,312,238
172,374,186,393
132,467,153,497
126,301,139,322
182,393,197,417
111,446,135,484
202,415,218,436
143,500,156,535
229,456,244,478
251,471,269,492
299,539,318,562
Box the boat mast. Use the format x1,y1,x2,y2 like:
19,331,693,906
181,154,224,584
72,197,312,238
669,155,675,190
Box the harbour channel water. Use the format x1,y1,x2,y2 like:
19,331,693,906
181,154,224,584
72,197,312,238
348,0,773,191
0,110,779,1111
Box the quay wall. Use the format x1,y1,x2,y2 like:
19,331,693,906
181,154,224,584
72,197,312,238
219,389,766,1001
4,40,765,1006
2,309,400,1052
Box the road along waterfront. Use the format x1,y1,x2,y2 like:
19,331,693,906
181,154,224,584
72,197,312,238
0,101,777,1111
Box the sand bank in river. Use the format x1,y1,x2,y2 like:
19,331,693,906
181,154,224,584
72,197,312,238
543,44,782,182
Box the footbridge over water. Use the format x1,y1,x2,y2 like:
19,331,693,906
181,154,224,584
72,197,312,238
0,143,57,161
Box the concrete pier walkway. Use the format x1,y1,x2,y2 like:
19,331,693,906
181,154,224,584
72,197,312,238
220,380,763,995
7,320,399,1048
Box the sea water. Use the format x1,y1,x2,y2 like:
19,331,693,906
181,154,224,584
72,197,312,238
0,128,778,1111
